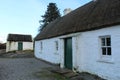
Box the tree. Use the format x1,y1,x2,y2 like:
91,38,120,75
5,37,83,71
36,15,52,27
39,3,61,31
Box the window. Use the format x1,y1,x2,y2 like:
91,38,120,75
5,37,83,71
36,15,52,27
40,42,43,50
100,36,111,56
55,41,58,51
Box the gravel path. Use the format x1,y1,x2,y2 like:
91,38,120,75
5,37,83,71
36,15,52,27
0,57,105,80
0,58,58,80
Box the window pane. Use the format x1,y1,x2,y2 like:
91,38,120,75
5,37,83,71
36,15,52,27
107,47,111,55
107,37,111,46
101,38,105,46
102,47,106,55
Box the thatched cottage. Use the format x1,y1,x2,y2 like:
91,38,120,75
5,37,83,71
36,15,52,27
6,34,33,52
34,0,120,80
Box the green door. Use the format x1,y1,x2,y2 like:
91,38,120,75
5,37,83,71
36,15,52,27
64,37,72,69
18,42,23,50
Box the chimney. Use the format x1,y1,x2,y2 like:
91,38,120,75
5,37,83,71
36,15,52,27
63,8,72,15
93,0,97,2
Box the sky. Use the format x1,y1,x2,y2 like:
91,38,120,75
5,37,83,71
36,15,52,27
0,0,91,43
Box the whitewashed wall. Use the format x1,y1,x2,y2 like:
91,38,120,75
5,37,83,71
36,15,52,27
6,41,18,52
34,38,60,64
35,25,120,80
6,41,33,52
23,42,33,50
76,25,120,80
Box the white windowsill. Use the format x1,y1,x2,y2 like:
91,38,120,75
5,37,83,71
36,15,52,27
97,56,114,64
97,59,114,64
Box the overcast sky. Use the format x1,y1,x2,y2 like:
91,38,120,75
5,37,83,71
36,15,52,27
0,0,91,43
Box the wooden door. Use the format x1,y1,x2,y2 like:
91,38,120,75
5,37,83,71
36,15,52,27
64,37,72,69
18,42,23,50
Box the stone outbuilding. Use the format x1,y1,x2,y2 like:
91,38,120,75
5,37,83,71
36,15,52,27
34,0,120,80
6,34,33,52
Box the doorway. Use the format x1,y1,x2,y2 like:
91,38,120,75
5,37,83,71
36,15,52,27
18,42,23,50
64,37,73,69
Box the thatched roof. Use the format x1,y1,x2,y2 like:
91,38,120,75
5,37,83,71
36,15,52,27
35,0,120,40
7,34,32,42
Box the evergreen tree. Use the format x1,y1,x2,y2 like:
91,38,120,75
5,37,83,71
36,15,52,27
39,3,61,31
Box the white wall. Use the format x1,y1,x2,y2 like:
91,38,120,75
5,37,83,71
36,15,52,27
34,38,60,64
6,41,18,52
35,25,120,80
76,25,120,80
23,42,33,50
6,41,33,52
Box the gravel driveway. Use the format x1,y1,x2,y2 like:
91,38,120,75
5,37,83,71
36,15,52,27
0,52,104,80
0,58,60,80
